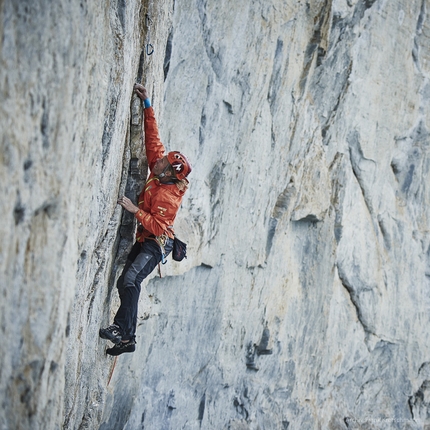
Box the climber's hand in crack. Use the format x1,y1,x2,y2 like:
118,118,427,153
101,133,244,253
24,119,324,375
118,196,139,214
134,83,149,101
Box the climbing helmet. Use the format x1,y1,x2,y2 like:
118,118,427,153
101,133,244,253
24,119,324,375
167,151,192,180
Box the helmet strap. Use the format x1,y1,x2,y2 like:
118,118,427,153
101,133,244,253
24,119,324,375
157,164,178,183
157,163,171,179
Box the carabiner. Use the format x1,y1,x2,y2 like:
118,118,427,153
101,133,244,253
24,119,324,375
146,43,154,56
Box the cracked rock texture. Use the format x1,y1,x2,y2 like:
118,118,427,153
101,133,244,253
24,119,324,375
1,0,430,429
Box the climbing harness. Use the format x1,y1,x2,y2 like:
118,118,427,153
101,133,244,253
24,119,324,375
155,233,169,264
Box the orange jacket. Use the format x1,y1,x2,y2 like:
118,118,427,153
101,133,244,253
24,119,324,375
134,106,188,242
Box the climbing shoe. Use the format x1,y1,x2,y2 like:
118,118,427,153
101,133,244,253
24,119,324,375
106,340,136,356
99,324,122,344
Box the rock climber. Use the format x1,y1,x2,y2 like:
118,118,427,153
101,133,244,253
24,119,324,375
99,83,192,356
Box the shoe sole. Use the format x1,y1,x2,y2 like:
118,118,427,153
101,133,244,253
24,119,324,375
99,328,122,344
106,345,136,356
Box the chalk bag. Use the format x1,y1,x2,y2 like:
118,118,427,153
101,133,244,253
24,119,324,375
172,237,187,261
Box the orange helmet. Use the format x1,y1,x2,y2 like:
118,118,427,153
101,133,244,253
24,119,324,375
167,151,192,180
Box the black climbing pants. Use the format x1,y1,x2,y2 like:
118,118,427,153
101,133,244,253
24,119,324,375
114,237,173,341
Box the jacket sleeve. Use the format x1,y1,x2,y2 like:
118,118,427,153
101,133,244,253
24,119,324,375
134,192,181,237
144,107,165,170
134,210,167,237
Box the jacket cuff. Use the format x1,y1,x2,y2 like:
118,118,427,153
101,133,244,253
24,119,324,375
143,98,151,108
135,209,148,224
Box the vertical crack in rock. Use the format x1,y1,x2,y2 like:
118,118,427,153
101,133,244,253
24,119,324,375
402,163,416,195
87,224,116,310
208,162,225,243
14,197,25,225
337,264,375,337
412,0,426,71
137,4,153,83
117,0,126,31
136,48,145,83
101,93,119,167
266,181,295,259
199,107,207,146
198,76,213,148
310,6,355,141
305,1,357,147
330,153,346,244
321,60,352,141
347,130,377,216
164,29,173,81
40,97,50,149
376,214,392,251
299,0,332,95
266,217,278,260
425,245,430,280
198,392,206,422
197,0,222,81
106,102,146,306
312,0,383,144
268,37,284,116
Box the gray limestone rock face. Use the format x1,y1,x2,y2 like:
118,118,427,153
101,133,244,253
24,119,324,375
1,0,430,429
0,0,171,429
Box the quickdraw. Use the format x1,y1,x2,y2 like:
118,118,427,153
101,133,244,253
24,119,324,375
145,14,154,56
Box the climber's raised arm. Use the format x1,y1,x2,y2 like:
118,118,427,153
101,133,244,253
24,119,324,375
134,83,165,169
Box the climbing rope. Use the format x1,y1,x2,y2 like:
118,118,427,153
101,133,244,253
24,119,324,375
107,356,118,386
